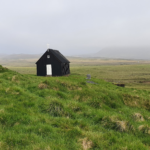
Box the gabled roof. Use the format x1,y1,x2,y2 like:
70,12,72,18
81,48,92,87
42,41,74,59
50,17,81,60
36,49,70,64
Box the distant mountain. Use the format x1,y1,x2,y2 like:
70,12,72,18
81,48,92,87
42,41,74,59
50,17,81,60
0,54,41,59
0,54,42,67
0,54,7,58
76,47,150,60
1,47,150,60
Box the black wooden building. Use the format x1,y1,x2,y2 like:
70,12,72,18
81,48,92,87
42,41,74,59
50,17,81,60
36,49,70,76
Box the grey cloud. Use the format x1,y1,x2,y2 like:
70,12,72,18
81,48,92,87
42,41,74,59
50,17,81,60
0,0,150,55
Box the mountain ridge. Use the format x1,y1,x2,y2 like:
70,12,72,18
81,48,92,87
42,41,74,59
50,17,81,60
74,47,150,60
1,47,150,60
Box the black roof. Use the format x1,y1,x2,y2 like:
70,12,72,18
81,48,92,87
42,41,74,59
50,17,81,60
36,49,70,64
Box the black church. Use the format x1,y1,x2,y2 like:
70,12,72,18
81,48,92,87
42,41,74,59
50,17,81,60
36,49,70,76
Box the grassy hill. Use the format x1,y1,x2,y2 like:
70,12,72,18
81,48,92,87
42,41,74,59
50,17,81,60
0,65,150,150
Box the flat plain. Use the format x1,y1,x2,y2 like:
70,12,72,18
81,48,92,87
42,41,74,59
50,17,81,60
7,57,150,90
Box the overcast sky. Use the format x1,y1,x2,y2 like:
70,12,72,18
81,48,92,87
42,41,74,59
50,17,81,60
0,0,150,55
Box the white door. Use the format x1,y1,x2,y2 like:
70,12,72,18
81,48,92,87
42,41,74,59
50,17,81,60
46,64,52,75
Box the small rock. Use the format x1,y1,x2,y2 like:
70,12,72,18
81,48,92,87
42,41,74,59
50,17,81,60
86,74,91,80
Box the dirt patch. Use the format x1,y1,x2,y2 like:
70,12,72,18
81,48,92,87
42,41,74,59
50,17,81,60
80,138,93,150
115,121,133,132
132,113,144,122
138,125,150,134
115,121,127,132
102,116,134,132
38,83,48,89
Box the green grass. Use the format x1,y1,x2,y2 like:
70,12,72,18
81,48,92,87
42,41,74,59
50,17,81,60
0,64,150,149
9,64,150,90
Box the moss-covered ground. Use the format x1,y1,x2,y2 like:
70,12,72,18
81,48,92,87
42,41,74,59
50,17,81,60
0,65,150,150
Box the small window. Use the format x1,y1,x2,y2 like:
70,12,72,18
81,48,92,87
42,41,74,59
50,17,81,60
47,55,50,58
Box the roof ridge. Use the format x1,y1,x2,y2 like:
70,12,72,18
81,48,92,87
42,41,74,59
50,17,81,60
36,49,70,64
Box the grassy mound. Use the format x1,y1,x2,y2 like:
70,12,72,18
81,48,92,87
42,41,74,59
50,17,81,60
0,65,9,73
0,65,150,149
